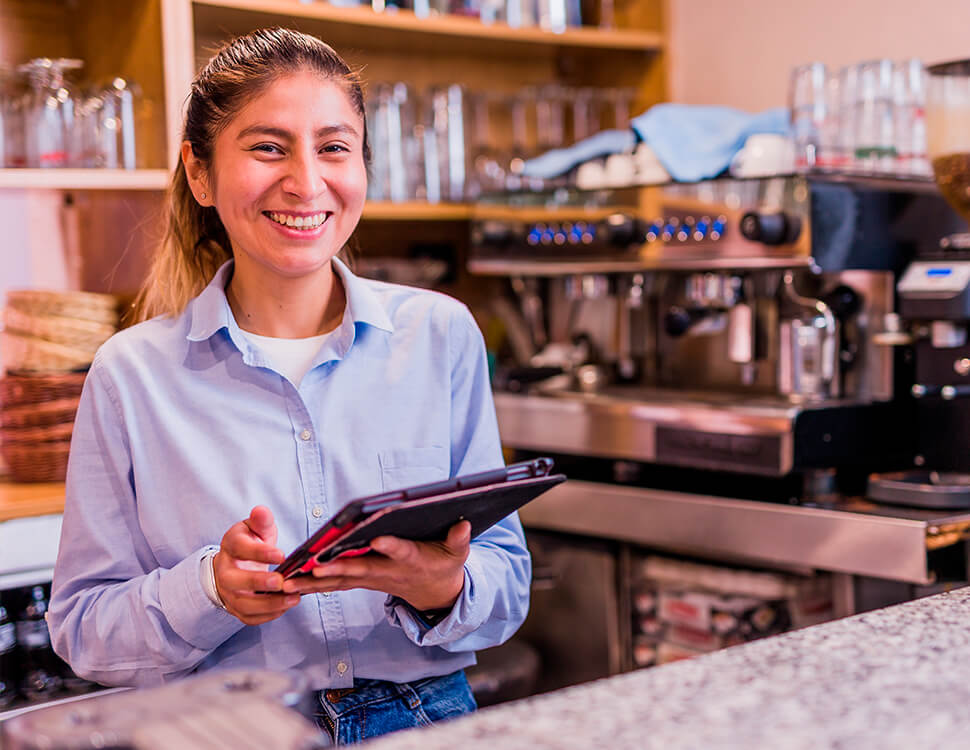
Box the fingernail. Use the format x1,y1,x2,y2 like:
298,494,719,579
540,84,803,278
286,595,300,606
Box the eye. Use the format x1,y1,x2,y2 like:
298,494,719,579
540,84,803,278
320,143,351,154
250,143,284,155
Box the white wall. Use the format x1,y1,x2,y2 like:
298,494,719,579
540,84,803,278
668,0,970,111
0,190,73,371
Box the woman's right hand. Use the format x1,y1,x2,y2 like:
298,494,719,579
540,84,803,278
213,506,301,625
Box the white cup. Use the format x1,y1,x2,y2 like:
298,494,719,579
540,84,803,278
729,133,796,178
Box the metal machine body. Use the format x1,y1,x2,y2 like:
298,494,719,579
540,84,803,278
472,175,970,584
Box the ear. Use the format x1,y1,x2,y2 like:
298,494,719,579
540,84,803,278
181,141,211,206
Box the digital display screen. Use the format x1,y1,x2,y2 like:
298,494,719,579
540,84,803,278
926,268,953,277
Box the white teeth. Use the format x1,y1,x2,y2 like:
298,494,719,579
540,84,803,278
268,212,327,229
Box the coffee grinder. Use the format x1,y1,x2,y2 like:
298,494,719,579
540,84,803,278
868,59,970,508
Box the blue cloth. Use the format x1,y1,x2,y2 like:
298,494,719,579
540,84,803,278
520,103,790,182
631,104,790,182
48,258,530,691
315,669,476,744
519,129,636,180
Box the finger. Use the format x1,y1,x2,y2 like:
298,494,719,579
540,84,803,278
282,576,344,595
245,506,277,545
229,593,300,620
369,535,416,561
220,566,285,594
222,528,285,566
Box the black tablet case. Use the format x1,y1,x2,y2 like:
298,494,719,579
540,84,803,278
278,471,565,578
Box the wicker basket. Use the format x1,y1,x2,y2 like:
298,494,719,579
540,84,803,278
0,371,87,408
3,306,116,352
6,289,120,327
0,398,80,428
0,440,71,482
0,421,74,444
1,331,94,372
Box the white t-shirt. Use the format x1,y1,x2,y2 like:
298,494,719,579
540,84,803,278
238,329,331,387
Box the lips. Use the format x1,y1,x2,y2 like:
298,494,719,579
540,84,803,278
263,210,331,230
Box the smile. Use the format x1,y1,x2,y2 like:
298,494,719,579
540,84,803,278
264,211,330,230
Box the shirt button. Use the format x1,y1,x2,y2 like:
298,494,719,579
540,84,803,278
322,592,331,597
311,506,323,518
336,661,348,675
300,429,312,441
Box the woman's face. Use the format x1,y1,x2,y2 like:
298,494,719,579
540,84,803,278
199,71,367,283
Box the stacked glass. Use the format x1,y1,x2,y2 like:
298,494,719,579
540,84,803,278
0,57,141,169
366,82,636,202
789,58,930,177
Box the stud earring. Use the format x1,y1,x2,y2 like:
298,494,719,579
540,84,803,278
200,192,207,200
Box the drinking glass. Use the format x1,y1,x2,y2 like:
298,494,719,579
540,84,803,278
570,87,598,143
789,62,827,171
853,59,895,174
837,64,860,171
18,58,83,168
467,92,506,198
367,82,421,202
892,59,929,176
381,83,422,203
506,0,537,28
425,84,468,202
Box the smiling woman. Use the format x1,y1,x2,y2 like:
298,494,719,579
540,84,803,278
46,28,531,746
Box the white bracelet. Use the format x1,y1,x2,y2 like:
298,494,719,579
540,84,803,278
200,547,229,611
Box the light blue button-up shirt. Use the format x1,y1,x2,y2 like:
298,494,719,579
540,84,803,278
48,259,530,690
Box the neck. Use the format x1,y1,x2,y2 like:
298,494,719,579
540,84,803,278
226,260,346,339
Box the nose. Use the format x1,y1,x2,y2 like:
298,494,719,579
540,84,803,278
281,148,323,201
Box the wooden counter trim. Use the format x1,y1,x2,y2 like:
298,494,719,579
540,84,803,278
0,482,66,523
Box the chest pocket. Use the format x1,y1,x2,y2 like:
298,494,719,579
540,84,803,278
379,446,450,492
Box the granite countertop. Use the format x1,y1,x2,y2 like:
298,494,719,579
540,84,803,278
368,586,970,750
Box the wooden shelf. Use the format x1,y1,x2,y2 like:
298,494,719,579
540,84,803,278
0,481,65,523
0,169,170,192
192,0,664,57
363,201,473,220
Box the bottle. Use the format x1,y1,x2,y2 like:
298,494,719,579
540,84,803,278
15,585,62,701
0,591,18,708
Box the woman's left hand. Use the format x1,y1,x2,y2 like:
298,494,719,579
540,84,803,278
281,520,471,612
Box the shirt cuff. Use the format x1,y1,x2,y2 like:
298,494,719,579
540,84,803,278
158,546,245,651
199,546,228,609
384,557,487,646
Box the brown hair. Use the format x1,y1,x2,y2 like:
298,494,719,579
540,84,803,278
130,28,368,324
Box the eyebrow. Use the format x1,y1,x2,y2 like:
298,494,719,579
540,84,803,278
236,123,360,141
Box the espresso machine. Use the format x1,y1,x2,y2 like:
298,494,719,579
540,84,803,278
473,175,912,495
469,148,970,628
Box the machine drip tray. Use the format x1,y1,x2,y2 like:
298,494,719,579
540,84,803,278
867,471,970,509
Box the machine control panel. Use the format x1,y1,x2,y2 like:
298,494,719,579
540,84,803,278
898,261,970,295
474,212,731,255
898,261,970,321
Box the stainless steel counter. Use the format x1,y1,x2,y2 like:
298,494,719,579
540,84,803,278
519,480,970,584
495,391,970,585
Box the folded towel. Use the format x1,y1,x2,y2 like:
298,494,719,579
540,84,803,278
520,103,790,183
519,128,636,180
631,104,790,182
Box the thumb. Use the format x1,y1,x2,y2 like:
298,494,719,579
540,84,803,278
445,520,472,552
246,505,277,544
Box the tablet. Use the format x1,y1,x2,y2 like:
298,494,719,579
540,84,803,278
276,457,565,579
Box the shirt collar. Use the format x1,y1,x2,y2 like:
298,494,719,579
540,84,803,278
185,257,394,344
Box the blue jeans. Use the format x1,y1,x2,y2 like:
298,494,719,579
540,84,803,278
314,670,477,745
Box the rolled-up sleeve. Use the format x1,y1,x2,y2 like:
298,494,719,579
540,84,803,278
387,305,531,649
48,355,243,687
